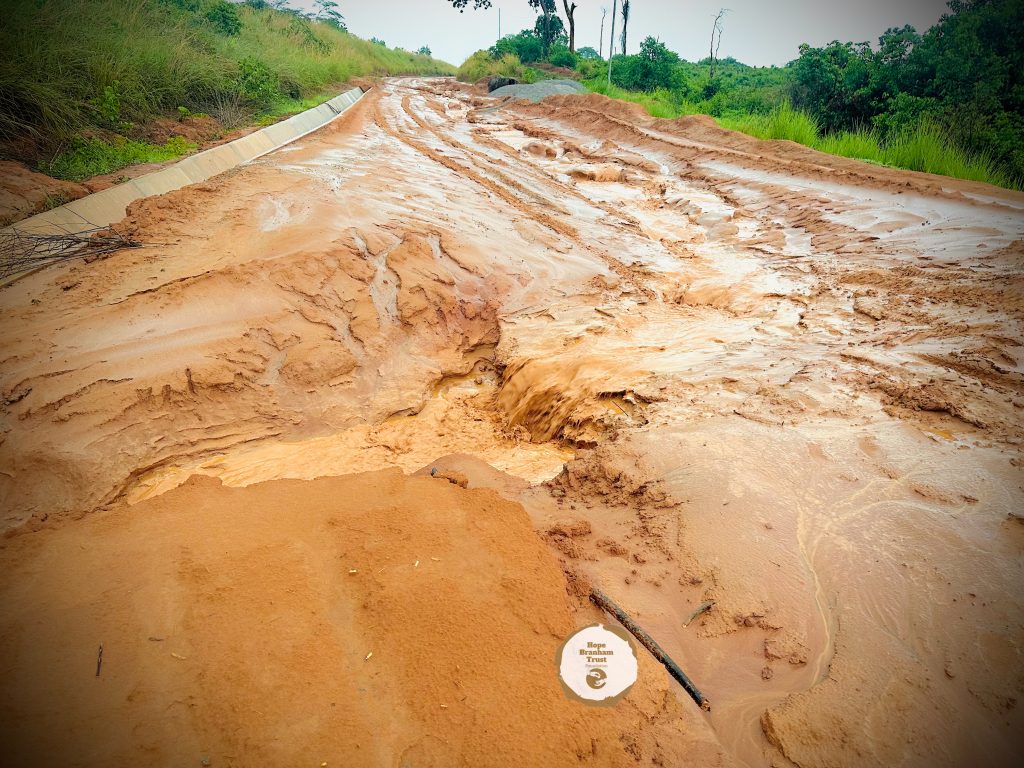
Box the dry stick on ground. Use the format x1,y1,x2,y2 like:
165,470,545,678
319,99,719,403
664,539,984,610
591,588,712,711
0,225,142,282
683,600,715,627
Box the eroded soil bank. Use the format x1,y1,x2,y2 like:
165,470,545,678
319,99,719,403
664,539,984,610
1,78,1022,766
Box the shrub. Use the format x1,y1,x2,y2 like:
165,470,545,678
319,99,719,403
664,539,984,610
205,0,242,36
548,45,577,69
612,37,679,92
491,32,543,64
237,57,278,106
89,84,123,129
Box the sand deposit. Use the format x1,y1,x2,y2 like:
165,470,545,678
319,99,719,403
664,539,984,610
1,78,1022,767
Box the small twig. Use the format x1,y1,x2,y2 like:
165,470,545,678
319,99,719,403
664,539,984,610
96,644,104,677
682,600,715,627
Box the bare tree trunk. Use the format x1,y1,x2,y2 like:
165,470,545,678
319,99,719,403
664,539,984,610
709,21,716,79
600,7,607,58
542,5,553,57
608,0,617,85
621,0,630,56
562,1,577,53
709,9,726,80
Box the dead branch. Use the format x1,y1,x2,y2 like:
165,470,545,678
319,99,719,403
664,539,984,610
0,225,141,282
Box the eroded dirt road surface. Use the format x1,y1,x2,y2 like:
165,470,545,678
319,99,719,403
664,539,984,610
2,78,1023,767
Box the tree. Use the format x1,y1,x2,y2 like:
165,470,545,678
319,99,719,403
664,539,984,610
532,0,561,56
599,6,607,58
417,46,432,56
790,40,876,132
445,0,578,56
620,0,630,55
562,1,578,53
708,8,728,79
492,31,544,63
614,36,679,91
534,11,567,53
578,46,601,59
313,0,345,31
607,0,617,84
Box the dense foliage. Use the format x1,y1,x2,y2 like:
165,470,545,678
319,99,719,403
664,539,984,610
790,0,1023,184
610,38,681,92
461,0,1022,188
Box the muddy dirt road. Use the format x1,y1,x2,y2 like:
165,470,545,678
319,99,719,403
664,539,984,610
1,78,1023,767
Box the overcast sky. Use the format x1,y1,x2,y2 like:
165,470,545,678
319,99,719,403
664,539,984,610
290,1,950,68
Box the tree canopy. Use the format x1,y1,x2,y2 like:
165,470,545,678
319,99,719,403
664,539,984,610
613,37,680,91
790,0,1023,181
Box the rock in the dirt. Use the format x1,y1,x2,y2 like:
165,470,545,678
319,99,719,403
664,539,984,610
488,76,519,93
548,519,592,538
434,470,469,488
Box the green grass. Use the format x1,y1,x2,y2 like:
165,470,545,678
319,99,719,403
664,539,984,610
719,103,820,146
255,91,338,126
457,51,576,85
0,0,455,175
583,80,1017,190
43,136,198,181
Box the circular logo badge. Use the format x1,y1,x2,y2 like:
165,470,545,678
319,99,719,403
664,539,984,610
557,624,638,705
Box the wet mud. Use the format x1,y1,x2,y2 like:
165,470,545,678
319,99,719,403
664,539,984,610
1,79,1022,766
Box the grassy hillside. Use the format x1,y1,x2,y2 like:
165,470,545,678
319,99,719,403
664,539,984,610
0,0,454,179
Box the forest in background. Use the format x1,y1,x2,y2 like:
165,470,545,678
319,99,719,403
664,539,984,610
455,0,1023,190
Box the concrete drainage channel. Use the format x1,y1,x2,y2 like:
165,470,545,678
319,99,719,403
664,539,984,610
6,87,365,237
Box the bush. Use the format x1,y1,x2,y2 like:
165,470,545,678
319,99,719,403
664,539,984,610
205,0,241,36
491,32,543,64
237,57,278,106
575,58,605,80
89,84,123,129
612,37,679,92
548,45,577,69
457,51,533,84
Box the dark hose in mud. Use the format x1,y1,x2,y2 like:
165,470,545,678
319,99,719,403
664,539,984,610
591,588,712,711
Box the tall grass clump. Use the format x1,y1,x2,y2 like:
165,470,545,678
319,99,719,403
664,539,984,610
42,136,198,181
585,81,691,119
880,122,1011,187
0,0,454,178
584,81,1019,190
456,51,541,84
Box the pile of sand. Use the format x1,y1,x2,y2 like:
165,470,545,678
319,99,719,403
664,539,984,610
0,469,703,767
